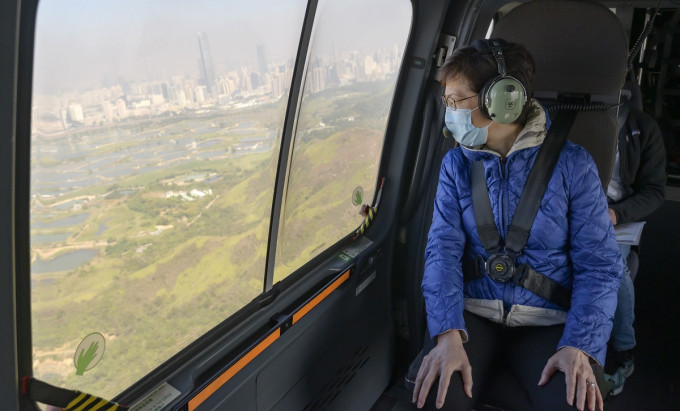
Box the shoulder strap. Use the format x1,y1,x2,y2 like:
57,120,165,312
505,111,575,253
471,160,502,254
471,111,575,254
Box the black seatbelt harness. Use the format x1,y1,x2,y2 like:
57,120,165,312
464,111,576,309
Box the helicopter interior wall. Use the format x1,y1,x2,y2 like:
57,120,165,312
2,0,679,409
194,260,394,411
0,0,22,409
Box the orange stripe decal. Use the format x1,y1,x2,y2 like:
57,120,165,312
292,270,350,324
187,269,350,409
188,328,281,411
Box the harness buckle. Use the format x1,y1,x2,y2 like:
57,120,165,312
485,253,515,282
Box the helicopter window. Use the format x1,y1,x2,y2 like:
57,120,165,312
29,0,307,399
273,0,411,282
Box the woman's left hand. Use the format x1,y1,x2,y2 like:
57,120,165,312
538,346,603,411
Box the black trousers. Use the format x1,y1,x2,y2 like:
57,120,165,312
406,311,604,411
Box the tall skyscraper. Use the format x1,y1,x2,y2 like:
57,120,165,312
197,32,216,97
256,42,268,81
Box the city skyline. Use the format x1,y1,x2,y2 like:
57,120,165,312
32,0,411,94
31,38,404,134
28,0,413,400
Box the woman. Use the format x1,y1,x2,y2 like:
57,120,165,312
411,39,621,411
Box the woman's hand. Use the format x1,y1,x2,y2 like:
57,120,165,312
412,329,473,409
539,346,603,411
608,208,617,225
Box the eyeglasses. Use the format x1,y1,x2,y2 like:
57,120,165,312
441,94,478,110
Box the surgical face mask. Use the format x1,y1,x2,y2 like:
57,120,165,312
444,106,490,147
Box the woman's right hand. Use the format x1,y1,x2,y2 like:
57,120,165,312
412,329,473,409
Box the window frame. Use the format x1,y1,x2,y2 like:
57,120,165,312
15,0,318,404
14,0,41,409
12,0,418,407
263,0,318,292
267,0,413,286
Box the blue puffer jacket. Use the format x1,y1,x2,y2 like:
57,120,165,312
423,101,622,365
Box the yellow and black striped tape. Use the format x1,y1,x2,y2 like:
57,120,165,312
357,206,377,236
66,391,123,411
21,377,128,411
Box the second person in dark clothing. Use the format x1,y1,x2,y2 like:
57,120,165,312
605,82,667,395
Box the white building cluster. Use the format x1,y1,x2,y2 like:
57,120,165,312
32,45,403,132
165,188,213,202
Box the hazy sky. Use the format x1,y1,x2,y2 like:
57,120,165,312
33,0,412,93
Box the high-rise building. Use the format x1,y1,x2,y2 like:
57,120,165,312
250,72,260,89
256,42,269,80
197,32,216,97
67,102,84,122
364,55,379,79
116,99,128,119
177,89,187,107
218,77,235,96
183,83,194,103
195,86,206,105
240,67,253,92
310,67,326,93
271,71,286,98
102,101,114,122
327,64,340,87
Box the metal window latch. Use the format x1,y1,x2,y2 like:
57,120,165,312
434,34,456,68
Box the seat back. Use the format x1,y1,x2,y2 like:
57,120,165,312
492,0,629,187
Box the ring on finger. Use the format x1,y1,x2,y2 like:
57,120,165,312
586,380,597,388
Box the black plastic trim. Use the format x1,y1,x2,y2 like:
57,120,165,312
0,0,21,408
263,0,319,292
173,268,353,410
14,0,40,410
401,95,434,221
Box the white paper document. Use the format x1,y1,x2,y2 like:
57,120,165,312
614,221,646,245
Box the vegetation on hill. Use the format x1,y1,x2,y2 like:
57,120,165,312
30,78,396,398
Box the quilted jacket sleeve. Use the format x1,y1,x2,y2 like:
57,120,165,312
422,150,468,341
559,147,622,365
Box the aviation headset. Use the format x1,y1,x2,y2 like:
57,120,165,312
471,38,528,124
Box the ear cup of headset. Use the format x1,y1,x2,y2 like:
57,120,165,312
482,76,527,124
471,38,528,124
478,80,494,119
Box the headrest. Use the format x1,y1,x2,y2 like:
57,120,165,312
617,79,644,134
622,78,643,111
492,0,628,97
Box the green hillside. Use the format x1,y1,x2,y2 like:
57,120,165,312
31,78,396,399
